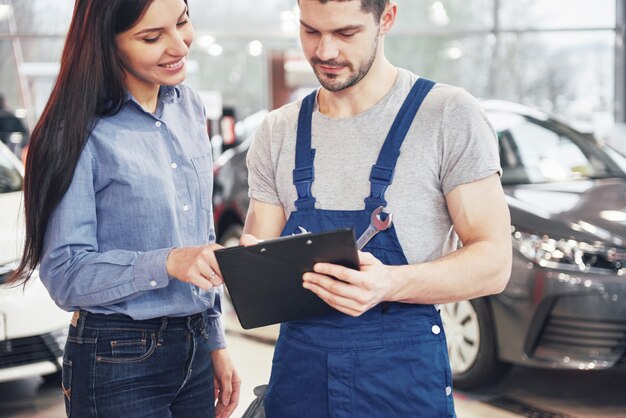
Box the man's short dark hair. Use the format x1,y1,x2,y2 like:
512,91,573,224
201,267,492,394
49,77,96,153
303,0,390,22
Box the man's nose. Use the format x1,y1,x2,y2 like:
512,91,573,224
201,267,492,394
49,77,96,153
316,35,339,62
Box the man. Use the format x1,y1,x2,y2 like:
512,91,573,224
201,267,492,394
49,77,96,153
0,94,28,158
243,1,512,416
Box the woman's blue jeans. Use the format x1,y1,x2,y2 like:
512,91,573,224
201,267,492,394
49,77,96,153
61,310,216,417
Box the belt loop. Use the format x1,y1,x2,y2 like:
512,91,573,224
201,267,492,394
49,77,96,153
157,317,168,345
76,310,87,344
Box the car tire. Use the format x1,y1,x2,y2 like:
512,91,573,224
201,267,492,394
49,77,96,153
440,298,511,390
219,224,244,248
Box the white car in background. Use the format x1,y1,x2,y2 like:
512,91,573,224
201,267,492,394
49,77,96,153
0,142,70,383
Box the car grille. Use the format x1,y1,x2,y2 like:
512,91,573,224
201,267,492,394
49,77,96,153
0,333,62,369
536,314,626,361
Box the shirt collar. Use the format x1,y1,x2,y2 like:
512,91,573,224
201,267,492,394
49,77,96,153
123,85,182,105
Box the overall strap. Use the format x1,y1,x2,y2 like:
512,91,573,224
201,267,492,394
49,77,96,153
364,77,436,210
293,90,318,210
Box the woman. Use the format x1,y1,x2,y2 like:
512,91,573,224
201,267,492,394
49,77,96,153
10,0,240,417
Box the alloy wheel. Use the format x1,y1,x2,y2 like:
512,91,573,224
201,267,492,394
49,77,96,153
440,300,481,374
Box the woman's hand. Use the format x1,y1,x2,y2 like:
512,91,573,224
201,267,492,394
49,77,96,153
166,244,224,291
211,349,241,418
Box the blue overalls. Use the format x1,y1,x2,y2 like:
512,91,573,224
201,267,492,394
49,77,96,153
264,78,456,418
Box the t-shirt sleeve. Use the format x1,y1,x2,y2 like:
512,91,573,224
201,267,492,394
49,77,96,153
440,89,501,196
246,116,282,205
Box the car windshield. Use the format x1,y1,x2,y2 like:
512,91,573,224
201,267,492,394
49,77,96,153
486,111,626,185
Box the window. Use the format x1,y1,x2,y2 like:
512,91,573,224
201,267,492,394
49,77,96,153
488,111,626,184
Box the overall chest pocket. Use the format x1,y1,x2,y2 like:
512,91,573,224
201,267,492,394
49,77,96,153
191,155,213,211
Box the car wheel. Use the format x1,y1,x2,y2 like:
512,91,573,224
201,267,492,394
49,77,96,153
440,298,510,389
219,224,244,248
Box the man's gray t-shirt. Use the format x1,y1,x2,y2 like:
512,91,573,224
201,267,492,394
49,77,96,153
247,69,501,264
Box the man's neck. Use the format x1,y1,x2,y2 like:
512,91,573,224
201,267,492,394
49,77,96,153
317,60,398,119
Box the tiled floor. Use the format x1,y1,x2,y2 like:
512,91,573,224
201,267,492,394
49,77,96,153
226,332,521,418
2,331,626,417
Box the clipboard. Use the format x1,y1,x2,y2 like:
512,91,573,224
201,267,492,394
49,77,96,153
214,228,359,329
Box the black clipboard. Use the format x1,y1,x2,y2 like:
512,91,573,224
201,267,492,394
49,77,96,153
215,228,359,329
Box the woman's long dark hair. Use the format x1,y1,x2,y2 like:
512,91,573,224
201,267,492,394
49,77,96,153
11,0,186,284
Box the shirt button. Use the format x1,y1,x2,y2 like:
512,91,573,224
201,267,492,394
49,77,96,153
150,280,157,287
171,162,177,169
446,386,452,396
432,325,441,335
155,121,162,127
183,205,189,211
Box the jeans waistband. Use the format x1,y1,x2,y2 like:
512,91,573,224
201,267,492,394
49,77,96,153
70,310,208,346
76,310,207,332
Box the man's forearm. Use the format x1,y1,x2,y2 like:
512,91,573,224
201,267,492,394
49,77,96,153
388,239,512,305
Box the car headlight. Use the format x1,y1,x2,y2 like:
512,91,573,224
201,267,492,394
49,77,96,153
512,228,626,275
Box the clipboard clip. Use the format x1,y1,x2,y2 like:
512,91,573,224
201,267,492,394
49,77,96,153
292,226,311,235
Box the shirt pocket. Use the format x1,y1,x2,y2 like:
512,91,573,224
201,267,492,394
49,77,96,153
191,155,213,212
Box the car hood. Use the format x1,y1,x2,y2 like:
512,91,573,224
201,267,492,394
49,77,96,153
0,191,24,266
504,178,626,247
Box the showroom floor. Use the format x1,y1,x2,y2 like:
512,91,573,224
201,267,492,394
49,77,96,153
1,330,625,418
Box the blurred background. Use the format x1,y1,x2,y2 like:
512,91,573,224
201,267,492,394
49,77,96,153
2,1,626,417
0,0,623,148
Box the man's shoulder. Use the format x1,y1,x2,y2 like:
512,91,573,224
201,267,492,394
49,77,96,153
257,98,304,135
420,81,482,116
397,68,477,109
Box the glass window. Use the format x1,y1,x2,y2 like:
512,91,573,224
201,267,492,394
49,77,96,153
492,31,615,131
0,40,22,109
394,0,494,31
386,34,494,97
188,0,296,35
0,1,10,34
188,43,267,119
500,0,615,30
19,38,65,63
13,0,73,34
488,111,626,184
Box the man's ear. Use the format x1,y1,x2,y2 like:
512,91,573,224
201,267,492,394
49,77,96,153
379,2,397,35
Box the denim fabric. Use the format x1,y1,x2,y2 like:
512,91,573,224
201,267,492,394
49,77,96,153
39,85,224,348
62,311,216,418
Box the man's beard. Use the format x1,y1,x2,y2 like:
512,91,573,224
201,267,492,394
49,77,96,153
310,38,378,92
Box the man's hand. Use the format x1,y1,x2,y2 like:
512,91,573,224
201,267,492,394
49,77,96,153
211,349,241,418
166,244,224,291
239,234,261,246
302,251,397,317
